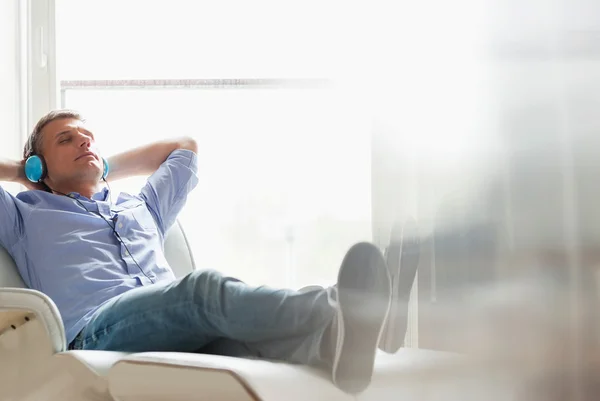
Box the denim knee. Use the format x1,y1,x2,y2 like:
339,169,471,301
182,269,240,302
186,269,229,287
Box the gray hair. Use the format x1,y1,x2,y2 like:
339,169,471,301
23,109,83,158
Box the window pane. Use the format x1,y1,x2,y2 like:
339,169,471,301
64,87,372,288
56,0,351,80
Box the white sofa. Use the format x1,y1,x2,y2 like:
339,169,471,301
0,221,465,401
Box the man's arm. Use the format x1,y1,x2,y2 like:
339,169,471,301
138,146,199,236
0,158,24,184
0,158,49,191
0,158,27,248
106,136,198,182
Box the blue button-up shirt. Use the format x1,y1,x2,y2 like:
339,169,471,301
0,149,199,344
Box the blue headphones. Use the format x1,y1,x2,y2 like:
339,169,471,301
25,154,110,183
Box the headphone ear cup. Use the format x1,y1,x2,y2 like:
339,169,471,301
24,155,47,183
102,157,110,180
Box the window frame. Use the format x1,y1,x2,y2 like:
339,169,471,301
26,0,59,131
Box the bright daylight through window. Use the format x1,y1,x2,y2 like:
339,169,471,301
55,0,372,288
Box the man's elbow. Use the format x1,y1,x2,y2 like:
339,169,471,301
178,137,198,154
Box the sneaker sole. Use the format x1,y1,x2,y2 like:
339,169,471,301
332,242,391,394
379,219,420,354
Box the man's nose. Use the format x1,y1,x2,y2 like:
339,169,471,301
77,133,91,148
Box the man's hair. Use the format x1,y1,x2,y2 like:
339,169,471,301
23,109,83,159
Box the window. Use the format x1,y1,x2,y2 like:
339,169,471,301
28,0,449,347
50,0,373,289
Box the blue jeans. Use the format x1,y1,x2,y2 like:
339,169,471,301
69,269,335,366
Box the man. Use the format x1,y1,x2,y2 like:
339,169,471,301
0,109,418,394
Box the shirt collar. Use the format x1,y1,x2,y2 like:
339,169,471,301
93,187,110,202
67,187,110,202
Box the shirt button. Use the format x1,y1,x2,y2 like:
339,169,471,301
118,223,123,229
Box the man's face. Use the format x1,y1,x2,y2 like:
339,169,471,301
39,117,103,185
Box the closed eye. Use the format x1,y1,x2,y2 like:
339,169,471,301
81,129,95,140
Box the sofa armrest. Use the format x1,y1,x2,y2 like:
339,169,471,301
0,287,66,353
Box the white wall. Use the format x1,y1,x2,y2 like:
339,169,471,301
0,0,23,193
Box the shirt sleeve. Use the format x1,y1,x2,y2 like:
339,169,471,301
139,149,199,236
0,184,25,250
